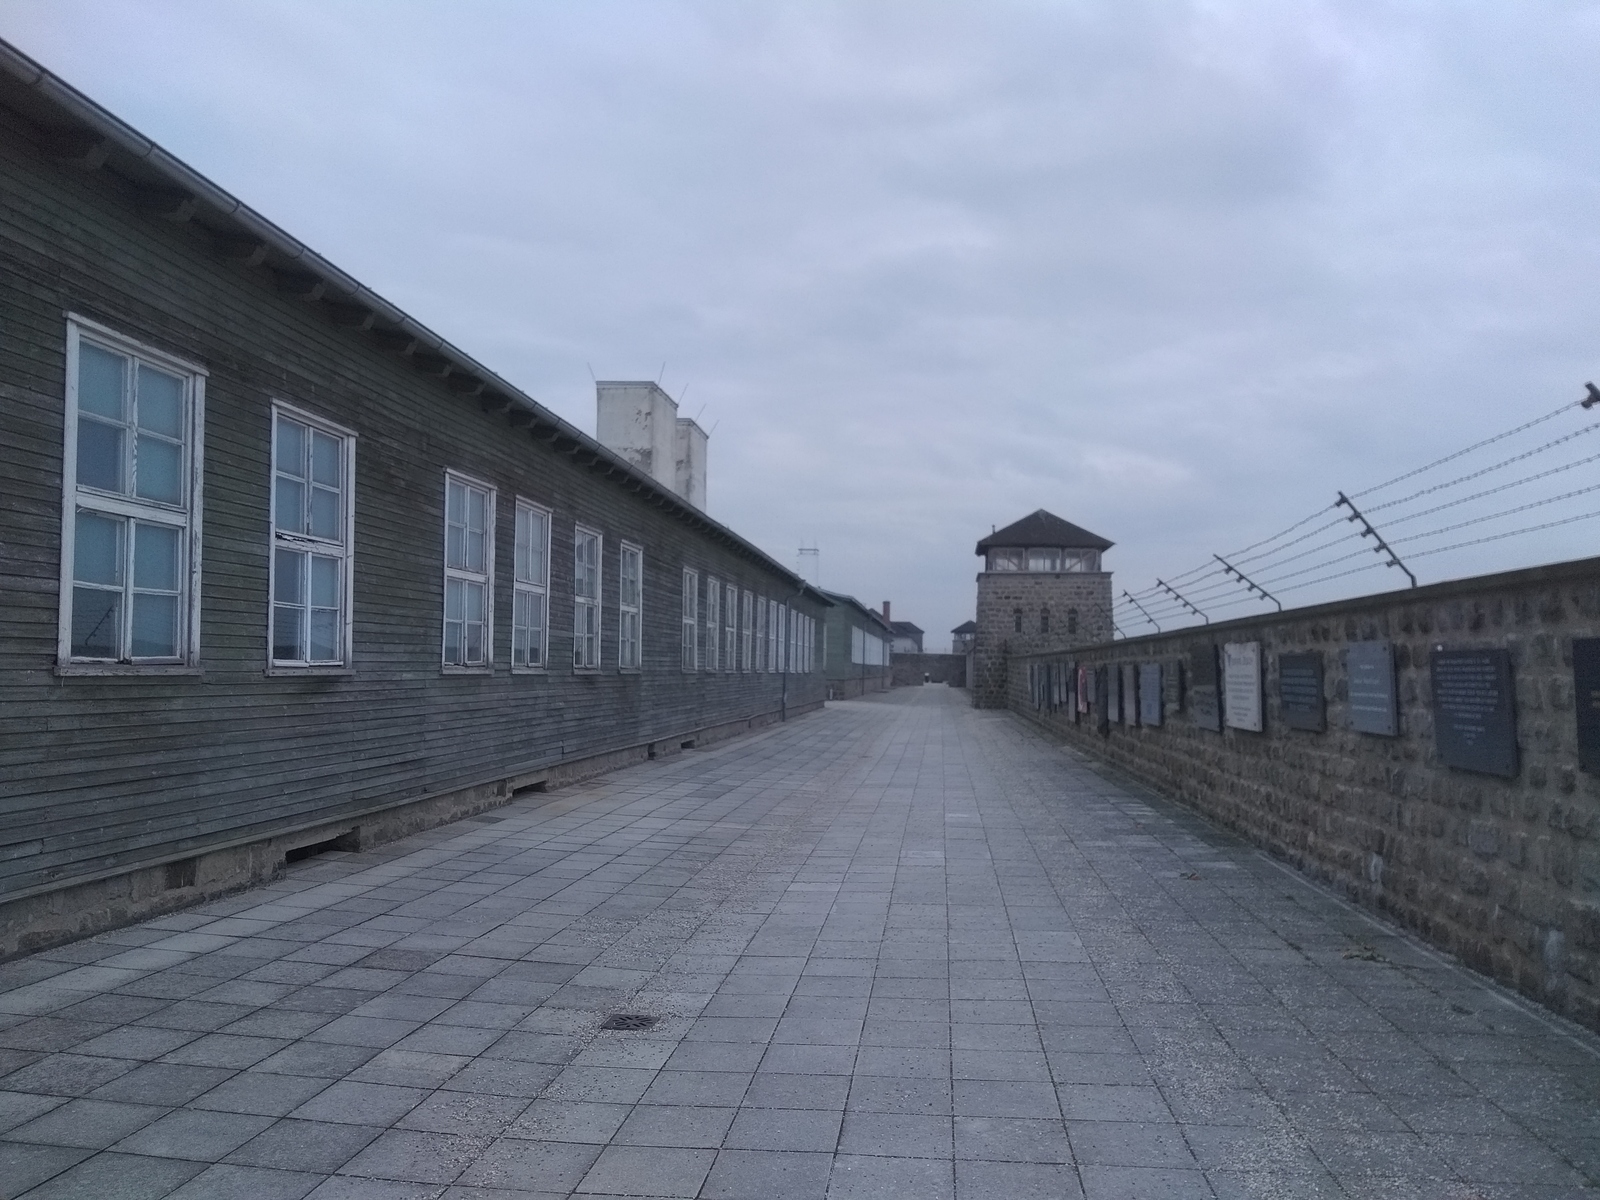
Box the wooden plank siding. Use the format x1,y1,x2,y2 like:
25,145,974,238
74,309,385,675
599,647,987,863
0,112,826,908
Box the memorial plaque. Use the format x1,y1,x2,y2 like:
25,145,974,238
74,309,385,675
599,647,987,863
1095,666,1110,735
1431,648,1517,778
1347,641,1398,736
1164,660,1184,716
1078,665,1091,717
1574,639,1600,772
1190,644,1221,732
1066,662,1078,724
1278,652,1324,732
1223,642,1263,733
1139,662,1163,727
1107,664,1122,728
1122,663,1139,726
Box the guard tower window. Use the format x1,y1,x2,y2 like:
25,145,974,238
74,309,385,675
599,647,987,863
1013,608,1023,633
1040,607,1050,633
1067,608,1078,635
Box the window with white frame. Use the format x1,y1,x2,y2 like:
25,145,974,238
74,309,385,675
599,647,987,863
704,576,720,671
754,595,766,672
723,582,737,672
777,604,787,673
573,525,602,670
681,568,699,670
741,590,754,671
60,319,206,667
619,542,642,671
270,406,355,667
442,473,493,667
512,500,549,669
767,599,779,671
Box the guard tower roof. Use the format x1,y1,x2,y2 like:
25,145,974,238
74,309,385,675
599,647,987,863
976,510,1113,554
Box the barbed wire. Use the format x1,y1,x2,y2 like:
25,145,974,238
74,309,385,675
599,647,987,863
1365,423,1600,515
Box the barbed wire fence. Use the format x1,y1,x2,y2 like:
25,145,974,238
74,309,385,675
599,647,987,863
1111,389,1600,636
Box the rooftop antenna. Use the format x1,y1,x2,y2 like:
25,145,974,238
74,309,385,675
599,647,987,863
657,360,666,384
586,362,596,383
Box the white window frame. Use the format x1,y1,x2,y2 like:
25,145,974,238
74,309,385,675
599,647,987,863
57,315,207,672
723,582,737,673
442,470,495,670
741,589,754,672
619,541,643,672
512,498,550,671
573,524,603,671
682,568,699,671
767,599,779,671
268,402,357,672
754,595,767,672
705,575,720,672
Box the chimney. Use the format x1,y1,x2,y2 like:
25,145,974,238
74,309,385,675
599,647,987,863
882,601,891,623
595,382,708,511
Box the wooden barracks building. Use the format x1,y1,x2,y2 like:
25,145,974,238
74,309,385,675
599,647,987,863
0,39,829,955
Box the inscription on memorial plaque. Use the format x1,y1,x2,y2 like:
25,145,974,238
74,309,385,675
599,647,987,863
1574,639,1600,772
1163,660,1184,716
1095,666,1110,735
1122,663,1139,726
1190,645,1221,732
1431,648,1517,778
1278,652,1324,732
1106,662,1121,729
1224,642,1263,733
1139,663,1163,727
1347,641,1398,736
1078,665,1091,717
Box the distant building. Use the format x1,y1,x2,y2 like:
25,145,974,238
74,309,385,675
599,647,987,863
970,509,1113,708
821,590,894,698
950,620,977,655
875,601,923,654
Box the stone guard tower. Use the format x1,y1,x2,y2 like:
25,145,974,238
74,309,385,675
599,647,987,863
971,510,1113,708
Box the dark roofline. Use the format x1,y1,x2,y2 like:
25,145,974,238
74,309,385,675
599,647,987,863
0,37,810,593
976,509,1113,554
819,589,894,632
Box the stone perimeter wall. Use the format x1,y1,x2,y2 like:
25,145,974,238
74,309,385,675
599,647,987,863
891,653,967,687
1006,556,1600,1031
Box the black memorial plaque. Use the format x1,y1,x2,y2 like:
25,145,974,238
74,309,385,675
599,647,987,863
1095,666,1110,735
1190,645,1221,732
1347,641,1398,736
1278,652,1325,732
1431,648,1518,778
1107,663,1122,728
1122,663,1139,726
1573,639,1600,773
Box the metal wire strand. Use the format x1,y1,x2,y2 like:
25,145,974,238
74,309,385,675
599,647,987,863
1365,423,1600,515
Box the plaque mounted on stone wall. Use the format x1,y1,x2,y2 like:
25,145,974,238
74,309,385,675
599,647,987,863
1139,663,1163,727
1347,641,1398,736
1164,660,1184,716
1066,662,1078,723
1278,652,1324,732
1122,663,1139,726
1431,648,1518,778
1078,665,1091,717
1190,645,1221,732
1095,666,1110,735
1107,664,1122,728
1574,639,1600,773
1223,642,1263,733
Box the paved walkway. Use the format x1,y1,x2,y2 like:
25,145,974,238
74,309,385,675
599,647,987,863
1,687,1597,1200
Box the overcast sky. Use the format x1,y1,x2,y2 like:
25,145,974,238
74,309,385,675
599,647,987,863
7,2,1600,646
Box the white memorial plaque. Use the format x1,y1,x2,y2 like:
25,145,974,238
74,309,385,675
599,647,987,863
1223,641,1263,732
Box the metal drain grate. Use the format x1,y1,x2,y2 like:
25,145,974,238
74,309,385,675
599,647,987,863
600,1013,658,1031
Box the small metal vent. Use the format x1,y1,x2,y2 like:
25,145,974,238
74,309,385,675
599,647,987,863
600,1013,658,1031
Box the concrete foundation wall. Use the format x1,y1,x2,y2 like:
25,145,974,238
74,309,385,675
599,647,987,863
1006,556,1600,1031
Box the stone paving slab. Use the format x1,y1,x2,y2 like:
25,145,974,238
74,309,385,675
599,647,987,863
0,685,1597,1198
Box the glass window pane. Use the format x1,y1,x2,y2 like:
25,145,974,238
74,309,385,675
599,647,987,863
275,476,306,534
445,577,463,621
273,604,304,661
309,486,340,539
310,431,341,487
133,522,179,590
465,581,485,622
468,487,486,532
466,529,485,574
465,622,483,663
77,418,125,493
74,511,123,585
72,586,121,658
310,556,340,608
446,524,465,570
78,343,126,420
444,621,461,664
514,509,531,583
310,608,339,662
135,434,183,505
530,514,546,580
275,417,306,478
447,479,464,525
136,365,183,437
131,592,178,658
273,548,305,605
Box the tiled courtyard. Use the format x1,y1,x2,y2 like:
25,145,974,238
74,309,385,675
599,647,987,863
1,686,1596,1200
